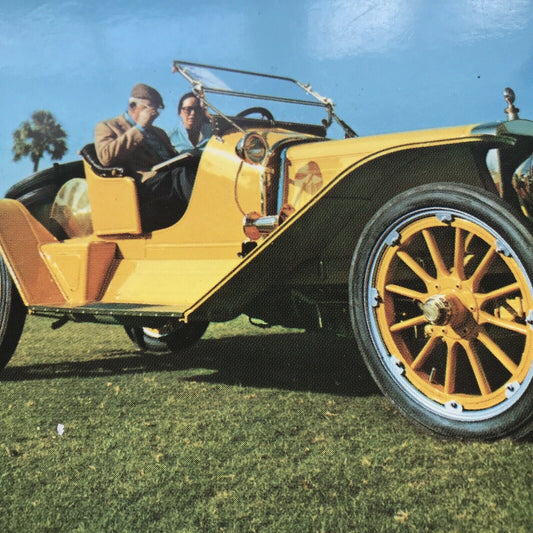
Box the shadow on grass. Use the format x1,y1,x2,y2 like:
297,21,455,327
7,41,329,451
2,331,379,397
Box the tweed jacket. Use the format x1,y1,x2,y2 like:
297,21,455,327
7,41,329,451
94,114,177,183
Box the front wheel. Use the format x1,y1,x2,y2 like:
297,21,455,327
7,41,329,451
0,257,26,370
125,320,208,354
350,183,533,440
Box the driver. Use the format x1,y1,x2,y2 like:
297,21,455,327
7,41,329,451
94,83,197,231
170,92,212,155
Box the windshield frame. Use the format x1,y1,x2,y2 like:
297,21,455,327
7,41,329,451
172,60,357,138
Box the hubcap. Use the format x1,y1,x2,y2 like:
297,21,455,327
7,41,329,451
420,295,451,325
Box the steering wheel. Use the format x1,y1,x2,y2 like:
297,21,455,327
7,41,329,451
236,106,275,122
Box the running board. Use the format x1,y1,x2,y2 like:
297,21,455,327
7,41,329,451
29,302,185,326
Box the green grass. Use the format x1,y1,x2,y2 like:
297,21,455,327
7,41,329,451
1,316,532,532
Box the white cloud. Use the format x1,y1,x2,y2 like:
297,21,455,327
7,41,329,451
450,0,532,42
307,0,416,60
306,0,533,60
0,2,247,76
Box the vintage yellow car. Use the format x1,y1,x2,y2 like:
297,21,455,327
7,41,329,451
3,61,533,441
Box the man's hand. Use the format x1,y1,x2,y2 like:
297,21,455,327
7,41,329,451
137,106,159,129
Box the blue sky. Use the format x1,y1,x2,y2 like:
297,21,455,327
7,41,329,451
1,0,533,195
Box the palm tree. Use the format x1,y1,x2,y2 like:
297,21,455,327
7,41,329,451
12,110,68,172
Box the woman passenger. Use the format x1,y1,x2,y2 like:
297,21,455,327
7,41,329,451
170,92,212,155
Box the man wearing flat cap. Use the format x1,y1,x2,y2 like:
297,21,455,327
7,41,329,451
94,83,196,231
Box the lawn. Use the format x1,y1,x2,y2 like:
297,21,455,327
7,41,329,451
1,315,532,532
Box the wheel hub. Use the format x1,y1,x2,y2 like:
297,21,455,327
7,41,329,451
420,295,451,325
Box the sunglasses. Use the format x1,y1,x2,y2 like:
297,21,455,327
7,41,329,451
181,106,202,114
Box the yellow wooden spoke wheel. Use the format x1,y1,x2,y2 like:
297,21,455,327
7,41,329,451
350,184,533,440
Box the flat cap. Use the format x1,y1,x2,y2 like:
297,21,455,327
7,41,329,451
130,83,164,109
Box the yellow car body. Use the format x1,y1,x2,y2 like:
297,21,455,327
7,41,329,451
0,124,511,315
2,62,533,440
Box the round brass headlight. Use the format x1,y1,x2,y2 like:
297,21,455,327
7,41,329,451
236,132,267,164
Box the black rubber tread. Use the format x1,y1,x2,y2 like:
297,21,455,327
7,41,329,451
5,160,84,203
0,257,26,371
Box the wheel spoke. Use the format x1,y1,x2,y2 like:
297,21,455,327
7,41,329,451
397,251,435,286
477,328,519,374
476,281,520,307
389,314,427,332
464,341,491,396
453,227,466,280
479,310,529,335
385,283,426,301
470,246,496,291
464,231,475,249
412,335,440,371
423,229,449,277
444,342,458,394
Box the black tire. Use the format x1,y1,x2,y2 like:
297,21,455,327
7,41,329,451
125,320,208,354
5,161,84,203
349,183,533,440
0,257,26,371
5,160,84,235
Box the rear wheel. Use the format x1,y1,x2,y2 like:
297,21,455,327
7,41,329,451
125,320,208,354
0,258,26,370
350,183,533,440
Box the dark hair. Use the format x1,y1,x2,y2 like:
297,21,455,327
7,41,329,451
177,92,199,113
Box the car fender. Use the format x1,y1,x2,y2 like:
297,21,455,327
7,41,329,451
186,127,528,321
0,199,65,306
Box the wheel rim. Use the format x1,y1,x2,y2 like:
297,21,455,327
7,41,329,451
142,325,174,339
365,207,533,420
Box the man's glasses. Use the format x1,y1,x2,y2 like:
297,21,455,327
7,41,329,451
130,97,162,111
139,102,156,111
